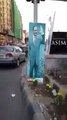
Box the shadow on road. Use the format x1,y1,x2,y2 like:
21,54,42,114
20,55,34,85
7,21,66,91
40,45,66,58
0,64,16,70
0,62,26,70
0,63,24,70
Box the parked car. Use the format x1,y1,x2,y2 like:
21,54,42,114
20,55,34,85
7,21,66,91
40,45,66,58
17,44,28,57
0,46,26,67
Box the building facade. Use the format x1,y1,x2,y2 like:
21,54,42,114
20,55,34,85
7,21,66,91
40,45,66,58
22,30,28,44
12,0,22,41
0,0,13,44
0,0,22,45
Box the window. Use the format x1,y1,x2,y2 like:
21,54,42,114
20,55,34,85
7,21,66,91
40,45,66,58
0,47,14,52
5,47,14,52
15,48,22,53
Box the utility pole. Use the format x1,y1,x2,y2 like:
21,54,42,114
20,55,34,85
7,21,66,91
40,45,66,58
26,0,45,23
34,0,38,22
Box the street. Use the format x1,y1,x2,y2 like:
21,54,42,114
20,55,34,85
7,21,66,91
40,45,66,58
0,63,26,120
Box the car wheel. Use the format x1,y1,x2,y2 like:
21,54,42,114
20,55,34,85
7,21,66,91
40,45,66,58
16,59,20,67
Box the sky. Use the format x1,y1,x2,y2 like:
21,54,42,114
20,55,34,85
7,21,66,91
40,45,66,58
15,0,67,32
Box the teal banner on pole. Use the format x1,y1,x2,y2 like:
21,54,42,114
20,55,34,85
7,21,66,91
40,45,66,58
27,22,46,80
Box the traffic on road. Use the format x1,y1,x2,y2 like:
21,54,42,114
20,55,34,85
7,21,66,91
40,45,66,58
0,45,26,67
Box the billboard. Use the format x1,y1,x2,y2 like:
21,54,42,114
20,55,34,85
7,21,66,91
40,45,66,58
50,32,67,54
27,22,46,80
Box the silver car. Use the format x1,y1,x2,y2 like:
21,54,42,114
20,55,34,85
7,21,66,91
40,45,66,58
0,46,26,67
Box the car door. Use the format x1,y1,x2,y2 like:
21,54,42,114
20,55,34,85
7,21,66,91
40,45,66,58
21,49,26,61
18,48,24,61
15,47,22,61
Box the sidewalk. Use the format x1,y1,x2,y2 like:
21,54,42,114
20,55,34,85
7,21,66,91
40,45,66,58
20,64,54,120
21,62,67,120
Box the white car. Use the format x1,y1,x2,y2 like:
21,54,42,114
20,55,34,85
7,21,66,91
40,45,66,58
0,45,26,67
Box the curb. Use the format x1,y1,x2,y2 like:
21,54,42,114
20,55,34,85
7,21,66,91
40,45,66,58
20,76,45,120
45,75,67,97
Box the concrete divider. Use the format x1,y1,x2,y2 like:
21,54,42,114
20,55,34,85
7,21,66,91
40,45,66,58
20,76,45,120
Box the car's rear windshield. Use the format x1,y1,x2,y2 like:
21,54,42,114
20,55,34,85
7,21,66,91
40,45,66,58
0,46,14,52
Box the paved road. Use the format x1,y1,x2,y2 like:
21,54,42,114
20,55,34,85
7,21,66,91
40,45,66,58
0,63,26,120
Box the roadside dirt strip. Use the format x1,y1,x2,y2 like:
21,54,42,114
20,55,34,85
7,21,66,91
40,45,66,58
20,76,46,120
